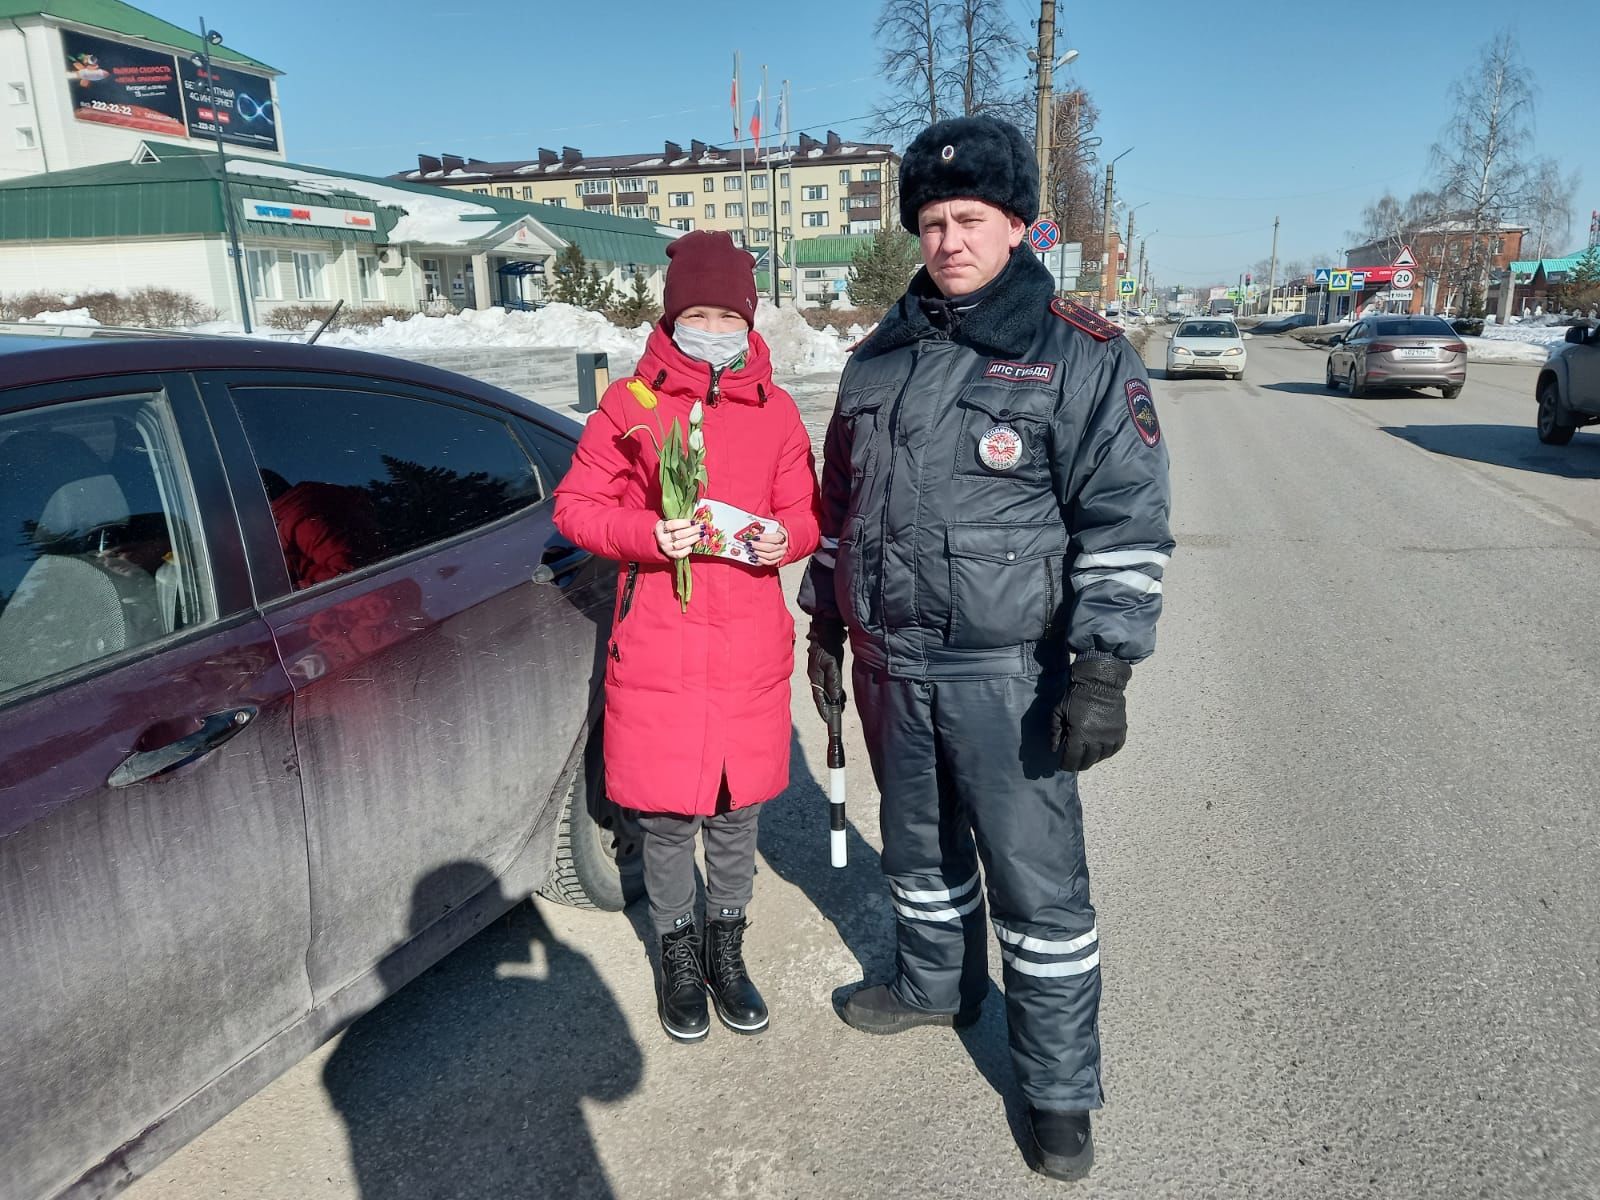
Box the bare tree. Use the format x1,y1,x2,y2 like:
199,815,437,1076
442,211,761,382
872,0,947,143
1351,190,1449,260
1429,32,1537,313
1521,156,1580,259
943,0,1023,116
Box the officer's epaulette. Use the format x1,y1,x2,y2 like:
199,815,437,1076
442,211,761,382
1049,298,1124,342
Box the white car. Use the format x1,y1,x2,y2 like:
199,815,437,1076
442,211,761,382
1167,317,1248,379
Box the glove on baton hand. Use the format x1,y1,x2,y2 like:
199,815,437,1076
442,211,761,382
1052,654,1132,774
807,618,848,720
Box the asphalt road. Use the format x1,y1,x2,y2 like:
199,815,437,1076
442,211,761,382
127,332,1600,1200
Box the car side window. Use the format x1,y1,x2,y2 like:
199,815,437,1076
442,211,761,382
0,390,216,698
517,418,575,487
230,386,543,591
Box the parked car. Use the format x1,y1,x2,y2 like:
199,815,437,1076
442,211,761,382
0,334,638,1200
1251,312,1319,335
1535,322,1600,445
1166,317,1249,380
1324,315,1467,398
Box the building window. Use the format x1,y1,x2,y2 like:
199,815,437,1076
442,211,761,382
725,176,743,192
545,197,564,207
751,201,770,217
7,82,26,105
472,187,488,195
752,228,770,243
293,251,327,300
496,186,513,198
1492,237,1504,256
357,255,379,301
670,218,695,231
648,206,660,220
839,198,851,213
614,176,645,192
14,125,34,149
729,230,745,246
802,184,828,201
647,180,659,195
751,174,767,190
781,226,791,238
863,168,881,182
725,202,744,218
839,169,852,184
703,177,715,192
669,192,691,207
521,185,534,199
849,194,877,210
704,203,717,219
620,204,647,218
580,179,612,195
803,211,829,228
574,183,583,196
246,249,280,300
779,172,790,188
780,200,791,215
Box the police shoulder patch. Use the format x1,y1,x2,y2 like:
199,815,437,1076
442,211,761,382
1050,298,1124,342
1125,378,1161,448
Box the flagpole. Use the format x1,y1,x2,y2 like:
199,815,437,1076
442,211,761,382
762,63,772,299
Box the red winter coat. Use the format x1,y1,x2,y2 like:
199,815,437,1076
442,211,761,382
553,326,822,816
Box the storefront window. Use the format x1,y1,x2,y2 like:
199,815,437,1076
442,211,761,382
293,252,328,300
358,256,379,301
246,249,281,301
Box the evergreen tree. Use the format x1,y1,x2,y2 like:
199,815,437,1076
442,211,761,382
549,244,590,306
847,229,922,308
1554,247,1600,313
612,269,661,326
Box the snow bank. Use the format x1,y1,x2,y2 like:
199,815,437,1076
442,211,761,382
21,308,99,326
1462,337,1551,366
317,301,854,377
1477,320,1574,350
229,161,505,245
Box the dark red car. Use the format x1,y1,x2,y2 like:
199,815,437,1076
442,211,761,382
0,334,637,1200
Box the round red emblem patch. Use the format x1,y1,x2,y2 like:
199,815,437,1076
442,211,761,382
978,424,1024,471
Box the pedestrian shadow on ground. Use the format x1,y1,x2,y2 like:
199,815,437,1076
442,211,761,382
1381,423,1600,479
323,864,642,1200
1261,380,1344,396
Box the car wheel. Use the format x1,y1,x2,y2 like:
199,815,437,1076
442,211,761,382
538,722,643,911
1347,367,1366,399
1325,359,1338,391
1442,385,1463,399
1537,379,1578,446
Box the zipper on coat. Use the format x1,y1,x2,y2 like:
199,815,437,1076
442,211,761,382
706,369,721,407
609,561,640,661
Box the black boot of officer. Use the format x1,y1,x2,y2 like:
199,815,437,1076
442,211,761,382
1029,1108,1094,1181
658,923,709,1043
703,915,769,1033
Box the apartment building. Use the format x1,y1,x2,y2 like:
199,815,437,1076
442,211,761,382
394,131,899,250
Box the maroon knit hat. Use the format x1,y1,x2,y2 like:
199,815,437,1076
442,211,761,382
662,231,758,328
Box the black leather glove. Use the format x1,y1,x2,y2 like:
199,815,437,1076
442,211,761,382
806,618,848,720
1052,654,1132,773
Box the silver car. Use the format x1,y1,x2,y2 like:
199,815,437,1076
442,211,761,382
1167,318,1247,379
1535,321,1600,445
1325,315,1467,398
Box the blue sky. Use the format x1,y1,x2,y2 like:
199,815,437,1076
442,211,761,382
170,0,1594,287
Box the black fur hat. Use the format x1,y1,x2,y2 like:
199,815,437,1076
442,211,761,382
898,116,1039,233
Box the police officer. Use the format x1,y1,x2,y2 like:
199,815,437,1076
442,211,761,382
799,116,1172,1181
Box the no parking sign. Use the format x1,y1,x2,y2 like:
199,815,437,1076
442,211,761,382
1028,219,1060,253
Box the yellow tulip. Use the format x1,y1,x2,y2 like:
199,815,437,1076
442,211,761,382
626,379,658,410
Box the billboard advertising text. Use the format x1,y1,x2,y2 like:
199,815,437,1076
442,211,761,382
62,29,186,138
180,58,279,152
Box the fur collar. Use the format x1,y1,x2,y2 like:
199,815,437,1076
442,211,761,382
857,248,1054,360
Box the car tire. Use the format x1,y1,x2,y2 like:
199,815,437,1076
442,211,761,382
1325,359,1338,391
539,723,643,911
1537,379,1578,446
1347,367,1366,399
1442,385,1463,399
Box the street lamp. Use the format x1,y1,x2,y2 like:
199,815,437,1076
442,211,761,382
1101,146,1133,308
196,19,253,333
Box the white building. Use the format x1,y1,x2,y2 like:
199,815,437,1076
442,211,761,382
0,0,285,181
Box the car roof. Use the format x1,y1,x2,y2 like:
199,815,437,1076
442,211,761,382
0,336,575,432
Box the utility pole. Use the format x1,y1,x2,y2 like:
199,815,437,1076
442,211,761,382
1137,238,1146,305
1101,162,1115,308
198,19,253,334
1033,0,1056,217
1265,214,1280,316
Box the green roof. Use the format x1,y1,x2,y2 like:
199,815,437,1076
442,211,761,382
790,234,877,266
0,143,670,264
1510,251,1595,279
0,0,277,71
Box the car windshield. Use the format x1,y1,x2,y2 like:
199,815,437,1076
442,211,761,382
1179,322,1237,339
1373,318,1455,337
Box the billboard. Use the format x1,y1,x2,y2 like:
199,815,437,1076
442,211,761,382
179,58,279,152
62,29,187,138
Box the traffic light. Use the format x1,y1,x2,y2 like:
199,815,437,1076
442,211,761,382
1245,273,1252,286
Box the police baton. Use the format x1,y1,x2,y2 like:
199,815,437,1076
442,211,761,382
822,694,847,869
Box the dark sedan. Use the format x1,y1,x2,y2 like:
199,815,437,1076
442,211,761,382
0,335,637,1200
1251,312,1318,334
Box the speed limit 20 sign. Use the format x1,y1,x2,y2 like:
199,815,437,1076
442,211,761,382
1392,268,1415,289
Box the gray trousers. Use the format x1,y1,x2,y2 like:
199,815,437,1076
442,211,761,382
636,803,762,935
854,661,1103,1112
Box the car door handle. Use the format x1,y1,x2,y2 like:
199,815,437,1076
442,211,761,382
533,546,592,587
108,707,258,788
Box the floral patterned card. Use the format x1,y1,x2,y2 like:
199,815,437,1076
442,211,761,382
690,499,771,567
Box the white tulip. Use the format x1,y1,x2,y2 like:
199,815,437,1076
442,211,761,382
688,428,705,452
689,400,704,425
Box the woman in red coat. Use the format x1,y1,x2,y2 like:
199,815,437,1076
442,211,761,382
553,232,820,1043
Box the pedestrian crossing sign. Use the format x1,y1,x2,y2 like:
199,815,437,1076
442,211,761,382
1313,267,1332,285
1329,270,1353,292
1119,278,1137,296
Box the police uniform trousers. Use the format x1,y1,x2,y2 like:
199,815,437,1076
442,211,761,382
854,659,1103,1112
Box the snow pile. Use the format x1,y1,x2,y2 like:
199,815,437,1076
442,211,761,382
1462,337,1551,366
1477,320,1573,350
229,161,505,245
321,304,652,366
21,308,99,326
754,301,850,374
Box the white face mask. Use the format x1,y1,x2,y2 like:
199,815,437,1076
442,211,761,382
672,322,750,369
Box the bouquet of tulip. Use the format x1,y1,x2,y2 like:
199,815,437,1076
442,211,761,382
624,378,708,612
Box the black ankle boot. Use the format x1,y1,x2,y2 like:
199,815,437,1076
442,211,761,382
1028,1107,1094,1181
703,916,769,1033
658,924,709,1042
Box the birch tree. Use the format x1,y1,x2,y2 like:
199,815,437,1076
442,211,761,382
873,0,946,142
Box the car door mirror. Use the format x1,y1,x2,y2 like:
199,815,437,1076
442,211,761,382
1330,334,1344,345
1566,325,1589,344
1242,332,1254,340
